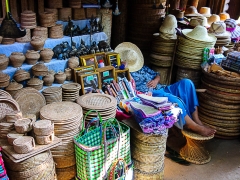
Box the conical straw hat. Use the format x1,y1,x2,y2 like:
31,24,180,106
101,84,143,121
182,25,217,42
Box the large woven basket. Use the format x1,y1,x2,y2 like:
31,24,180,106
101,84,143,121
134,167,164,180
133,159,164,173
56,165,76,180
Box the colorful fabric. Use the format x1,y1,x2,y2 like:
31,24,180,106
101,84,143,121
130,65,163,93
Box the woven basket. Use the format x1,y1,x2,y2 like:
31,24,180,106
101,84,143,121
25,50,40,65
39,12,56,27
133,159,164,173
45,8,58,22
35,132,54,145
49,24,64,39
9,52,26,68
40,48,54,63
58,8,72,21
30,36,46,51
13,68,31,82
14,118,33,134
33,120,54,136
6,79,23,97
32,26,48,39
27,77,44,90
47,0,62,8
53,153,76,168
72,8,86,20
134,167,164,180
32,62,48,76
13,136,35,154
56,165,76,180
0,54,9,70
7,131,25,145
5,110,22,123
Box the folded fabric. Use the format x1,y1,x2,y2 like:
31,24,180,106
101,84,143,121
137,94,168,104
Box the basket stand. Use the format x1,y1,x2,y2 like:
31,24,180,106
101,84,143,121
180,130,214,165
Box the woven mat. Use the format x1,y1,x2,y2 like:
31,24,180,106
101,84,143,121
1,136,62,163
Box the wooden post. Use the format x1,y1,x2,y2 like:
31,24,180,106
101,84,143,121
28,0,35,12
170,0,180,10
37,0,44,14
21,0,28,12
9,0,18,22
2,0,6,18
179,0,188,11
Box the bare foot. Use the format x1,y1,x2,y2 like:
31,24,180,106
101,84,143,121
187,124,216,137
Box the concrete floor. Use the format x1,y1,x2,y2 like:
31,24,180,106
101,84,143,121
164,128,240,180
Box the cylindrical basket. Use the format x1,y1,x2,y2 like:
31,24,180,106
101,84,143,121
33,120,54,136
7,131,25,145
13,136,35,154
58,8,72,21
14,118,33,134
35,132,54,145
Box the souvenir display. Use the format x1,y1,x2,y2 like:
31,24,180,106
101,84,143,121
42,87,62,104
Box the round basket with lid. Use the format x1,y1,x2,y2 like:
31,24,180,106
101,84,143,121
9,52,26,68
30,36,46,51
14,118,33,133
5,80,23,96
31,61,48,76
25,50,40,65
32,26,48,39
68,57,79,69
40,48,54,63
33,120,54,136
7,131,25,145
35,132,54,145
13,136,35,154
43,72,55,86
0,54,9,70
54,71,66,84
27,77,44,90
13,68,31,82
0,71,10,88
5,110,23,123
49,24,63,39
39,12,56,27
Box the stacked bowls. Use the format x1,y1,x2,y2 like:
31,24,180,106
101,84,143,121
61,83,81,102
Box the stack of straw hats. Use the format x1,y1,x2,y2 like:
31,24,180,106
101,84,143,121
127,119,167,179
61,83,81,102
76,93,117,121
199,69,240,139
40,101,83,179
3,150,56,180
175,26,216,87
219,12,230,21
189,16,209,28
208,21,231,47
150,15,177,84
42,87,62,104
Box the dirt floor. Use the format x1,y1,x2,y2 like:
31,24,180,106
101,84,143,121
164,128,240,180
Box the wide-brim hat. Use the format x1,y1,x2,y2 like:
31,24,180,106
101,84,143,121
207,14,220,27
189,16,209,28
184,6,202,17
114,42,144,72
208,21,231,38
219,13,230,21
199,7,211,17
231,25,240,39
182,25,217,43
159,14,178,35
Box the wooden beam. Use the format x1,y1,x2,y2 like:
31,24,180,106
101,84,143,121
9,0,18,22
37,0,44,14
21,0,28,12
2,0,6,18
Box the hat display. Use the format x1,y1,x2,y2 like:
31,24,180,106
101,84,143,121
114,42,144,72
184,6,202,17
199,7,211,17
208,21,231,47
182,25,217,42
159,14,178,40
207,14,220,27
189,16,209,27
219,12,230,21
225,18,240,39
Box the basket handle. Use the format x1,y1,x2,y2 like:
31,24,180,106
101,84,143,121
107,158,128,180
80,109,103,135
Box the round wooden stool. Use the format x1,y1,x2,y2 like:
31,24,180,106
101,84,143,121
180,130,214,164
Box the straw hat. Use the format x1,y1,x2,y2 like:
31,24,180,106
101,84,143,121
189,16,209,27
184,6,202,17
208,21,231,38
114,42,144,72
207,14,220,27
182,25,217,42
219,12,230,21
199,7,211,17
159,15,177,34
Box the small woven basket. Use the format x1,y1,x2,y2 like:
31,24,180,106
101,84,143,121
58,8,72,21
134,167,164,180
13,136,35,154
5,110,23,123
7,131,25,145
35,132,54,145
33,120,54,136
14,118,33,134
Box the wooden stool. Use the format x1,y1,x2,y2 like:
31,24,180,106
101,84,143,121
180,130,214,164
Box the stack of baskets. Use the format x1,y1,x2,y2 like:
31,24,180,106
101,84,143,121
40,101,83,179
45,8,58,22
125,119,166,180
27,77,44,90
20,10,36,29
32,27,48,40
76,93,117,121
0,71,10,88
2,150,56,180
5,80,23,97
150,33,177,85
13,68,31,83
31,62,48,77
198,70,240,139
61,83,81,102
49,24,64,39
58,8,72,21
42,87,62,104
33,120,54,145
39,12,56,28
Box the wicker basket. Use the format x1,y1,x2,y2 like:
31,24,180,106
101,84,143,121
32,26,48,39
35,132,54,145
5,80,23,97
39,12,56,27
0,72,10,88
40,48,54,63
53,153,76,168
133,159,164,173
45,8,58,22
55,165,76,180
5,110,23,123
30,36,46,51
134,167,164,180
33,120,54,136
7,131,25,145
13,68,31,82
58,8,72,21
47,0,63,8
0,54,9,70
32,62,48,76
13,136,35,154
25,50,40,65
9,52,26,68
14,118,33,133
49,24,64,39
72,8,86,20
69,0,81,8
27,77,44,90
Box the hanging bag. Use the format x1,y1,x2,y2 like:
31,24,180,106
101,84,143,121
107,158,128,180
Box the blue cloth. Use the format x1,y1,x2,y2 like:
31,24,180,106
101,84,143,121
131,66,199,129
130,65,163,93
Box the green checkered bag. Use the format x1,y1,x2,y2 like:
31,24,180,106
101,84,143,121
74,110,121,180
